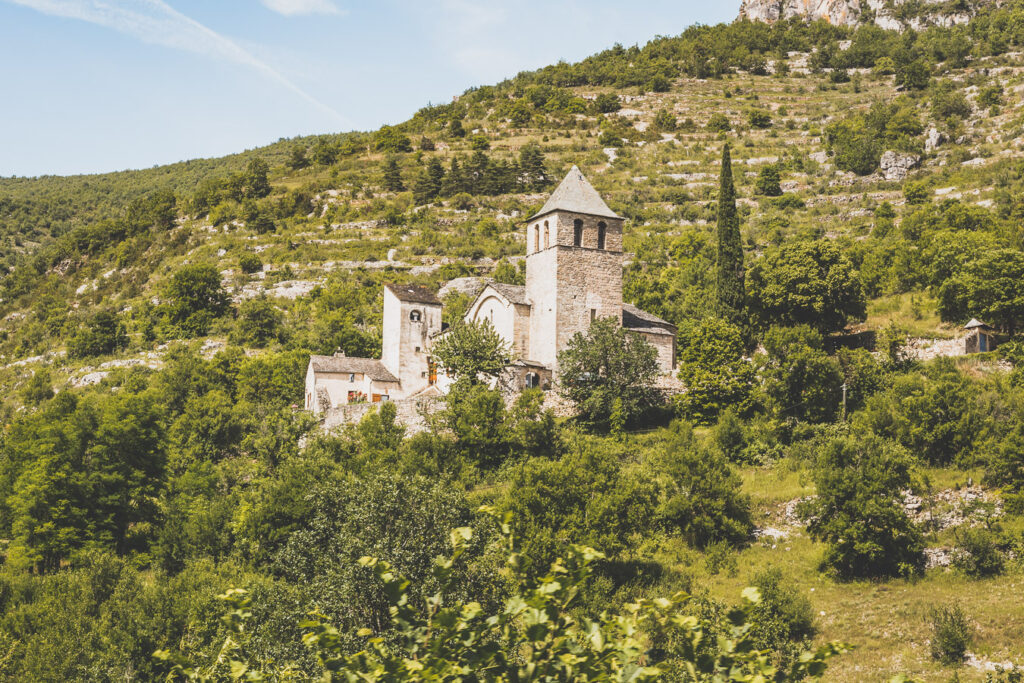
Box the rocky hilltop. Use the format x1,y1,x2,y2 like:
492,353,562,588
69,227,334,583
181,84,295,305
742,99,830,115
738,0,996,30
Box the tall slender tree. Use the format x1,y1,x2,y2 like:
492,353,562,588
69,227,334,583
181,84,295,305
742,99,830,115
716,144,745,324
382,157,405,192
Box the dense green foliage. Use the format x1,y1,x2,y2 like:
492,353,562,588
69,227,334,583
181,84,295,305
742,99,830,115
558,317,661,430
805,433,925,579
5,4,1024,678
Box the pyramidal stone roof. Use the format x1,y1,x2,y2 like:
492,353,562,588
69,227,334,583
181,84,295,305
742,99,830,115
530,165,621,220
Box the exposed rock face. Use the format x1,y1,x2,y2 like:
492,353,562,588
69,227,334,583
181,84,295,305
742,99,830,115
880,150,920,181
737,0,994,30
925,126,946,153
739,0,869,27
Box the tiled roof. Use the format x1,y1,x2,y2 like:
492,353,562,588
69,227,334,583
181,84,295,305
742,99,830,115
483,280,529,306
309,355,399,382
385,283,441,305
622,304,676,334
529,165,621,220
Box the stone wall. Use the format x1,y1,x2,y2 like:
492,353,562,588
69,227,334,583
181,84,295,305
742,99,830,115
526,247,559,366
525,210,624,371
553,245,623,365
466,288,531,361
639,330,677,373
321,396,443,433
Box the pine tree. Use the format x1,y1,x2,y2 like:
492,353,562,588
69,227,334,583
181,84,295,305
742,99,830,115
519,144,548,190
383,157,405,192
413,159,445,204
441,158,466,196
716,144,745,323
467,151,490,195
427,158,445,193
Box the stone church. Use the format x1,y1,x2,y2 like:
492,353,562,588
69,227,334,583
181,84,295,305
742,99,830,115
305,166,676,414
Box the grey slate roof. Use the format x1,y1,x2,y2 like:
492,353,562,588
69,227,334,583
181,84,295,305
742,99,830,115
622,304,676,335
529,165,621,220
964,318,992,330
309,355,399,382
385,283,441,305
483,280,529,306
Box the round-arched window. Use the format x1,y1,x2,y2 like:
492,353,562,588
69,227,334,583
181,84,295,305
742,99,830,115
410,310,422,322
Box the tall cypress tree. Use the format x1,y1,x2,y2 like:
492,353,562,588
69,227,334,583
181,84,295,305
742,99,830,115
716,143,745,323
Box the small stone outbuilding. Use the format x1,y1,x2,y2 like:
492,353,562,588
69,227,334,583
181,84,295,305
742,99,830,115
964,318,998,354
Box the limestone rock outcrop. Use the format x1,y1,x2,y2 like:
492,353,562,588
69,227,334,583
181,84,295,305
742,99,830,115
925,126,946,153
739,0,869,27
737,0,993,30
880,150,920,181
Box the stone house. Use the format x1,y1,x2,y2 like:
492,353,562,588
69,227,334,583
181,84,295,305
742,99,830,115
305,166,676,413
305,283,442,413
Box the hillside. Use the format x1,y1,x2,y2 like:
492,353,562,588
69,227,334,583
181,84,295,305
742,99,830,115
2,3,1024,681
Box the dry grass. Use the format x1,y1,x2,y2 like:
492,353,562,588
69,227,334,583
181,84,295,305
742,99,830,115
658,461,1024,681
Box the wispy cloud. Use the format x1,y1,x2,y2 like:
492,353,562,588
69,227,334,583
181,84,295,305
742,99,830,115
2,0,347,124
262,0,342,17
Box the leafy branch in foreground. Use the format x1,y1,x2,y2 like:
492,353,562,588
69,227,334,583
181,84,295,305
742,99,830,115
156,509,848,681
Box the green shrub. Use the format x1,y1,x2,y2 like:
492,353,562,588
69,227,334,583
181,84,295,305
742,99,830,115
904,180,930,204
749,567,816,656
158,517,847,681
806,433,924,579
675,318,755,425
930,604,972,664
707,113,732,132
755,165,782,196
593,93,621,113
651,421,754,549
952,527,1005,578
713,408,747,463
238,252,262,274
67,309,129,359
233,297,282,348
748,109,773,129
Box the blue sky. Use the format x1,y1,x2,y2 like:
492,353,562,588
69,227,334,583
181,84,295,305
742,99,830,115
0,1,736,177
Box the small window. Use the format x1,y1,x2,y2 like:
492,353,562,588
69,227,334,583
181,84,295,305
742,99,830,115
597,221,606,250
543,220,550,249
415,346,421,352
410,310,422,322
534,225,540,252
590,308,597,323
525,372,540,389
573,219,583,247
348,373,355,382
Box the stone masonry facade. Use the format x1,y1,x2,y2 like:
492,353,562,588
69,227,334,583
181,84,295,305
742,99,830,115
306,165,678,423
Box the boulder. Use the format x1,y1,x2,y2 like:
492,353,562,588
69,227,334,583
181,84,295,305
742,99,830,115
880,151,920,181
925,127,945,153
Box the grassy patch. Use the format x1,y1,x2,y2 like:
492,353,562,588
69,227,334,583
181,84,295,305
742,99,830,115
866,292,952,339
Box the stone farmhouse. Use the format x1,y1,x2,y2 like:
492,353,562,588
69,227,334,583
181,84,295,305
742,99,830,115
305,166,677,414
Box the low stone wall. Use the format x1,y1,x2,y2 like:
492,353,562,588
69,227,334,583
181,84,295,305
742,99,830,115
321,396,443,433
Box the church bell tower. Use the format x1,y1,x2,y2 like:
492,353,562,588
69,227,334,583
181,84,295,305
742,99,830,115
524,166,624,370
